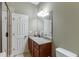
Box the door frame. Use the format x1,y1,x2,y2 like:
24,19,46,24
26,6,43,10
0,2,2,53
5,2,12,57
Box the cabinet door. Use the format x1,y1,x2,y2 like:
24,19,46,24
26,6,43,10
28,38,33,56
33,48,39,57
28,38,31,51
40,43,52,57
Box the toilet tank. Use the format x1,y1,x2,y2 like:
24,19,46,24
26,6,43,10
56,47,78,57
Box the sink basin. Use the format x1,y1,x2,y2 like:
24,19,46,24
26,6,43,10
29,36,52,45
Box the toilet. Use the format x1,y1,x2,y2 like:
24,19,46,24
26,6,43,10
56,47,78,57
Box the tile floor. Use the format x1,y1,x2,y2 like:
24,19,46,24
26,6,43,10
14,51,31,57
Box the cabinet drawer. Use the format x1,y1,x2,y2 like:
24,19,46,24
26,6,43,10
33,41,39,49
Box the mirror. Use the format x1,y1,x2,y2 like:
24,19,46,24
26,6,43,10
29,8,52,39
37,12,52,39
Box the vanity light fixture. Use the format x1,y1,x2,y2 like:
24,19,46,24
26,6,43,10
37,8,49,17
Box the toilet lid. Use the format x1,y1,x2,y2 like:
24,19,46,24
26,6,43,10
56,48,77,57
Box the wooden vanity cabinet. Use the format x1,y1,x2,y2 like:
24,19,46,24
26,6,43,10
28,37,53,57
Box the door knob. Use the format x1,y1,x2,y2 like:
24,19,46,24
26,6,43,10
24,36,27,39
6,32,8,37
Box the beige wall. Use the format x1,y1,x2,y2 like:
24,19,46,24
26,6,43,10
53,2,79,55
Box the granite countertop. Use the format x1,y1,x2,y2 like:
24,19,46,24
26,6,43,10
29,36,52,45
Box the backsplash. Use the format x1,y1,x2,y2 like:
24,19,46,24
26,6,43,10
29,31,52,39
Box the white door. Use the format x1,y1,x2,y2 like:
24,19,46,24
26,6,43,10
2,11,7,56
12,13,28,56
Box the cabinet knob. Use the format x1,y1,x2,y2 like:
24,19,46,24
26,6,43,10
24,36,27,39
